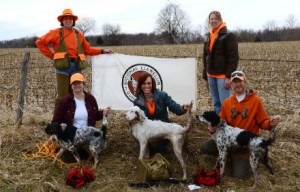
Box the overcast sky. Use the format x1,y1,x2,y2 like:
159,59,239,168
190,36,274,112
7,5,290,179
0,0,299,41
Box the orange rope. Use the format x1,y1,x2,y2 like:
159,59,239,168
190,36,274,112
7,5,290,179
23,140,77,166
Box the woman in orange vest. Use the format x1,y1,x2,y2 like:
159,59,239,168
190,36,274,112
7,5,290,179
202,11,239,115
36,8,113,111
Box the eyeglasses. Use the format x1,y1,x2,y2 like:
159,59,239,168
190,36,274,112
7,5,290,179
231,72,244,78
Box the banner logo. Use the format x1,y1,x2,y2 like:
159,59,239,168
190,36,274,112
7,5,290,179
122,64,163,102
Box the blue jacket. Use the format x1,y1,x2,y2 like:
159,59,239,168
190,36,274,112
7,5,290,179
133,89,186,122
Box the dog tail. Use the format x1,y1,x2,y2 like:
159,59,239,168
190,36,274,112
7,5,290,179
264,115,281,146
184,101,193,131
101,115,108,141
261,126,277,148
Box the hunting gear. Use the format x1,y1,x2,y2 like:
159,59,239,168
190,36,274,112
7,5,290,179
36,8,113,111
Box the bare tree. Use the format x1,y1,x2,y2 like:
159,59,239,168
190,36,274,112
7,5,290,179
263,20,278,31
285,14,297,28
262,20,281,41
102,23,121,36
189,24,204,43
282,14,299,41
101,23,122,45
202,15,210,35
155,2,191,44
75,17,96,35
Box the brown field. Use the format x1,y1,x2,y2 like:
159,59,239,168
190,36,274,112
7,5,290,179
0,42,300,192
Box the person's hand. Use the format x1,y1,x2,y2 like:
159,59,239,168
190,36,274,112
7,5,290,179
103,107,111,116
208,125,217,134
224,78,231,89
183,103,193,111
204,80,209,91
103,48,113,54
270,115,281,126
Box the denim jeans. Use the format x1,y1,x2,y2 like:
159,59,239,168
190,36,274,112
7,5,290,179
56,61,78,75
207,76,231,114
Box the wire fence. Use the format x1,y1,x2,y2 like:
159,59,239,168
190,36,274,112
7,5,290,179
0,44,299,116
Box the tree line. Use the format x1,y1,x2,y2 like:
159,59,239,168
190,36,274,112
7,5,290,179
1,3,300,48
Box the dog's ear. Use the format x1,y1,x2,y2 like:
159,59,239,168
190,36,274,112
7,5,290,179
45,123,52,134
137,109,146,122
195,115,201,121
211,111,220,127
201,111,220,127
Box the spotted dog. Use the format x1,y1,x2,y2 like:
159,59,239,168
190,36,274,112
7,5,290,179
125,106,192,180
45,122,105,169
196,111,280,187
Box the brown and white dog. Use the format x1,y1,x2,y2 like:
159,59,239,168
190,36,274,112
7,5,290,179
125,106,192,180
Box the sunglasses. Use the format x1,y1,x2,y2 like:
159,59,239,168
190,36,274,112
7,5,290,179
231,72,244,78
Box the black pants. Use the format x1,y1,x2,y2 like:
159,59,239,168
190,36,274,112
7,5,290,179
148,139,169,157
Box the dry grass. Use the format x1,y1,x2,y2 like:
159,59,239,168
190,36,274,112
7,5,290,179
1,42,300,191
1,108,300,192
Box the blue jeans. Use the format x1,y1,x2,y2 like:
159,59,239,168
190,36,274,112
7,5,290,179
56,61,78,75
208,76,231,114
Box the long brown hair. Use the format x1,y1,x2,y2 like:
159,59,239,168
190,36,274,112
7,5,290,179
135,72,156,96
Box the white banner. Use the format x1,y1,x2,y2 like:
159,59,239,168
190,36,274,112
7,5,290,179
91,54,197,110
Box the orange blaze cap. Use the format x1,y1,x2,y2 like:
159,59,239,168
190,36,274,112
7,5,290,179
70,73,85,84
57,8,78,22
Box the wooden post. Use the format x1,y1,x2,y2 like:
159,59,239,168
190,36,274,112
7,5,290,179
16,52,30,126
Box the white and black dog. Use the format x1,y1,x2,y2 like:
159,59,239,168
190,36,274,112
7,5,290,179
196,111,279,187
125,106,192,180
45,122,106,169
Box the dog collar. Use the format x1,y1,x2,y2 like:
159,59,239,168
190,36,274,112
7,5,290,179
129,117,139,126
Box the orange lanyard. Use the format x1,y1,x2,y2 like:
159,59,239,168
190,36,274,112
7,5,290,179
146,100,155,116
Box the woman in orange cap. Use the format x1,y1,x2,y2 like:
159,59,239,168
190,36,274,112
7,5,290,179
36,8,113,111
52,72,110,128
52,72,110,162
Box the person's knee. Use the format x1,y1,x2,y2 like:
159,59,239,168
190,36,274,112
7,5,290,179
231,157,252,179
200,140,218,156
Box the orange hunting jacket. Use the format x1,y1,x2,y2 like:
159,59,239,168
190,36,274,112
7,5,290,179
36,28,103,59
219,90,272,135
